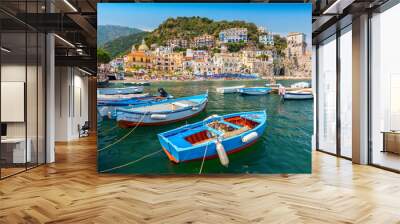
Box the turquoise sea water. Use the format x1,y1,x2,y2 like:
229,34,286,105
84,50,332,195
97,80,313,174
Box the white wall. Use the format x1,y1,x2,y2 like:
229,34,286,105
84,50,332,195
54,67,89,141
1,64,26,138
1,63,46,164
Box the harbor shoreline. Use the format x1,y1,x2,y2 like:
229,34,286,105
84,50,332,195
107,76,312,83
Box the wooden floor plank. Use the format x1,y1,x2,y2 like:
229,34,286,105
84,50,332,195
0,135,400,223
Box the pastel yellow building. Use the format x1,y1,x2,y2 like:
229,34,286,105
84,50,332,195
153,52,184,72
124,40,153,72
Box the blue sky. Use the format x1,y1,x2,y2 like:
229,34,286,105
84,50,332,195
98,3,312,44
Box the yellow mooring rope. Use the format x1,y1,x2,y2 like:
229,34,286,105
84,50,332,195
98,113,147,152
99,150,162,173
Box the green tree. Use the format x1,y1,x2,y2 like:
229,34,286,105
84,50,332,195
257,54,269,61
173,47,186,52
97,48,111,64
144,17,260,46
273,35,287,57
227,42,246,53
212,48,221,54
103,32,148,58
194,46,208,51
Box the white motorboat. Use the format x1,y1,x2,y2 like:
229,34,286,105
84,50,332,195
283,89,313,100
290,82,311,89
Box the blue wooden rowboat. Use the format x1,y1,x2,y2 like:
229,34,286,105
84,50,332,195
97,95,172,119
98,93,150,102
117,93,208,127
157,111,267,165
97,86,144,95
238,87,271,95
97,94,170,107
125,81,151,86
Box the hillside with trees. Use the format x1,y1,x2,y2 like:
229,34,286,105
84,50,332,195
98,25,143,47
102,32,149,58
145,16,260,46
101,17,287,58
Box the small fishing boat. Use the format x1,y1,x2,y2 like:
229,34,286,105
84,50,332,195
126,81,151,86
97,86,144,95
158,111,267,165
97,96,171,119
265,83,282,88
117,93,208,127
216,85,245,94
290,82,310,89
97,94,170,106
283,89,313,100
98,106,121,119
238,87,271,95
97,79,109,88
97,93,150,101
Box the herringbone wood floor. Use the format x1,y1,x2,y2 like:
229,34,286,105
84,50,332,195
1,136,400,224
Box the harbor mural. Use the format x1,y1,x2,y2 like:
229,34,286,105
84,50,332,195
97,3,313,174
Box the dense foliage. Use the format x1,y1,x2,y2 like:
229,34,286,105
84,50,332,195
97,48,111,64
101,17,288,59
273,35,287,57
226,42,247,53
145,17,261,46
98,25,143,47
102,32,149,58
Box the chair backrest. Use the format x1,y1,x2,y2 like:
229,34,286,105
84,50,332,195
82,121,90,129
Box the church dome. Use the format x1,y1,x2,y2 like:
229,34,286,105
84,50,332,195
138,39,149,51
131,45,137,53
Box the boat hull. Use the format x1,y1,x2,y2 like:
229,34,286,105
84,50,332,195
97,93,150,101
118,105,206,127
240,91,269,95
97,96,166,107
290,82,311,89
116,94,208,127
158,111,267,163
161,135,260,163
97,97,169,119
97,86,144,95
238,87,271,95
283,93,313,100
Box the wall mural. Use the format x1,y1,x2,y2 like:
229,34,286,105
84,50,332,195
97,3,313,174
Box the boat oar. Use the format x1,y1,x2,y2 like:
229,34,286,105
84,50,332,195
215,140,229,167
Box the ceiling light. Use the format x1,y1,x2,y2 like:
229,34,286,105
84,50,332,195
1,47,11,53
63,0,78,12
323,0,355,15
78,68,92,76
54,34,75,48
